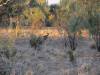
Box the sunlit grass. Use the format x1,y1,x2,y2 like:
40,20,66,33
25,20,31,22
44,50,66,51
0,27,89,39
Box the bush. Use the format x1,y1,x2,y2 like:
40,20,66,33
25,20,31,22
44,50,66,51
0,47,17,59
0,37,17,59
0,37,17,75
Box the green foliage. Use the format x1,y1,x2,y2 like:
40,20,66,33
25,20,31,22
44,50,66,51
29,0,55,27
85,13,100,35
29,0,38,7
4,0,25,16
75,0,100,51
68,15,81,33
0,37,17,59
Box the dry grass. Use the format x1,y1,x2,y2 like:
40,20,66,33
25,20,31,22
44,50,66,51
0,27,99,75
0,27,89,39
0,27,62,39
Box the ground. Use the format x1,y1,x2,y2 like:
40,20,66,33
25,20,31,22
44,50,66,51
0,29,100,75
13,37,100,75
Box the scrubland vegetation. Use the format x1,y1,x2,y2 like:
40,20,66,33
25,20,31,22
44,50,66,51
0,0,100,75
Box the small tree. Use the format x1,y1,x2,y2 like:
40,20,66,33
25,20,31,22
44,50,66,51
29,0,53,27
77,0,100,51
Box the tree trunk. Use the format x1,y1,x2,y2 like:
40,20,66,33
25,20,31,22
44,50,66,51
93,32,100,52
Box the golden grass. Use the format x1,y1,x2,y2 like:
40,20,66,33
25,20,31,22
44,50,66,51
0,27,89,39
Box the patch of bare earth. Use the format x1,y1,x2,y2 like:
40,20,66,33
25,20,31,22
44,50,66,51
9,37,100,75
0,28,100,75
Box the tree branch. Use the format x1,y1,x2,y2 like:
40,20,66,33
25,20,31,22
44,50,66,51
0,0,11,6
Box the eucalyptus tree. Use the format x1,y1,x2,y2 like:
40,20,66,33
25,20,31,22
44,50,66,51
0,0,28,28
50,0,80,62
75,0,100,51
29,0,53,27
0,0,13,27
56,0,98,61
59,0,79,49
62,0,100,52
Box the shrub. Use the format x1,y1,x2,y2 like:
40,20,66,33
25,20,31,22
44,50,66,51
0,37,17,59
0,37,17,75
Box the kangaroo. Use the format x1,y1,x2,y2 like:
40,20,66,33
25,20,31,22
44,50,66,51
30,33,49,50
